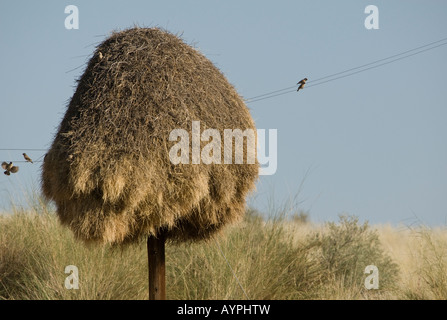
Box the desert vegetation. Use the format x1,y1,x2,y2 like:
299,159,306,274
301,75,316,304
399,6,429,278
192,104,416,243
1,198,445,300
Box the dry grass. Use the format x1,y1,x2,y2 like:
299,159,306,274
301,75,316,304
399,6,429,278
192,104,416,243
1,199,446,300
377,225,447,299
42,27,258,245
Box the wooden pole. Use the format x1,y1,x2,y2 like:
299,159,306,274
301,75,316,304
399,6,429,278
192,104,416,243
147,233,166,300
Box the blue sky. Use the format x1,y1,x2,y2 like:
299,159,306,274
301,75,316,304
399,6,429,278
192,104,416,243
1,1,446,225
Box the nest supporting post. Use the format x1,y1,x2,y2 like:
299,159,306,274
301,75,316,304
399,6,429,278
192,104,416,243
147,233,166,300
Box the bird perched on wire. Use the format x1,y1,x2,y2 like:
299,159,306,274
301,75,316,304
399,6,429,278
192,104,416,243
297,78,308,92
2,162,19,175
23,153,33,164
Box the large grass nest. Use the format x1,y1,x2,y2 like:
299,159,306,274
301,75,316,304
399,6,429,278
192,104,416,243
42,27,258,244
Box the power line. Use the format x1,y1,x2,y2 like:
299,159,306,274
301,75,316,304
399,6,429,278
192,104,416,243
1,161,43,163
309,36,447,83
247,40,447,103
1,151,46,165
0,149,47,151
246,89,297,103
244,85,297,101
245,37,447,103
2,37,447,153
306,41,447,89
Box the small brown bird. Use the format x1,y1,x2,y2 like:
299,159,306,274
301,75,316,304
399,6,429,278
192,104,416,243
297,78,308,92
23,153,33,164
2,162,19,175
99,51,103,59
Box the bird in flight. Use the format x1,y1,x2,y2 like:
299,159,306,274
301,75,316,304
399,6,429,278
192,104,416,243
297,78,308,92
2,162,19,176
23,153,33,164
